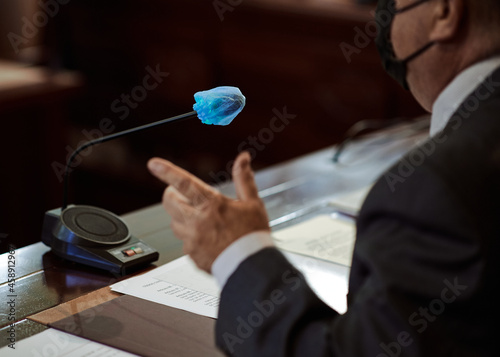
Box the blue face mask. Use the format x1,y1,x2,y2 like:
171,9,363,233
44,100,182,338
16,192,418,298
375,0,436,90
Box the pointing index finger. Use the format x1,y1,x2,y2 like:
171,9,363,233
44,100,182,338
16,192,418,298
148,158,215,205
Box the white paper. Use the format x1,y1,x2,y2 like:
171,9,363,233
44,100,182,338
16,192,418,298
282,251,349,314
0,328,138,357
111,215,353,318
272,215,356,267
329,185,373,215
112,253,348,316
111,255,220,319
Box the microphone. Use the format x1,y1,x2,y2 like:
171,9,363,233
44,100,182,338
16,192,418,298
62,86,246,209
43,86,245,275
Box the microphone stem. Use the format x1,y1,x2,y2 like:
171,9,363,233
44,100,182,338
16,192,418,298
62,110,198,210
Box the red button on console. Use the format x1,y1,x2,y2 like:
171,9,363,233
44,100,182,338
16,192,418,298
123,249,135,257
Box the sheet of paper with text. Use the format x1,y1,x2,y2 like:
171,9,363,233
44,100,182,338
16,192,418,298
273,215,356,267
0,328,139,357
111,214,354,318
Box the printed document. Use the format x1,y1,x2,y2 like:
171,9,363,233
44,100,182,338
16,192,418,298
111,256,220,318
273,215,356,267
111,214,353,318
0,328,138,356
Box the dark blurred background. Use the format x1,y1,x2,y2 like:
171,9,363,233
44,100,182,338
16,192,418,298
0,0,424,252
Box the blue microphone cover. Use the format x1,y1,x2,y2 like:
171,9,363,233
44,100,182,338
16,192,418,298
193,86,246,126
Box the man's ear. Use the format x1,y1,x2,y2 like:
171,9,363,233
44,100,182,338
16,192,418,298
429,0,465,42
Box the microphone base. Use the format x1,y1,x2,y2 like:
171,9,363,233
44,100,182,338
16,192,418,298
42,205,159,275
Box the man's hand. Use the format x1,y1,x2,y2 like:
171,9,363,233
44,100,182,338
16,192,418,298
147,151,270,273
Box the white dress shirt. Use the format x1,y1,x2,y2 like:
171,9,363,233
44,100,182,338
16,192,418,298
212,56,500,289
430,56,500,136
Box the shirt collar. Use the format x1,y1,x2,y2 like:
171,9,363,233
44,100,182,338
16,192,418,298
431,56,500,137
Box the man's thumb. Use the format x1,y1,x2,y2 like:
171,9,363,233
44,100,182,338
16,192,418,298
233,151,259,201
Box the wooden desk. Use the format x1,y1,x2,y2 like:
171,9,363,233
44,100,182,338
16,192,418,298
0,119,429,354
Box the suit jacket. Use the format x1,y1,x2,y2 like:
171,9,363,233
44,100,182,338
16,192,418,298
215,67,500,356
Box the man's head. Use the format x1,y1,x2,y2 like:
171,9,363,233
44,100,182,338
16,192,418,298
378,0,500,112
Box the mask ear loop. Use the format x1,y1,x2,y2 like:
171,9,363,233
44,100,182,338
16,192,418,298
401,41,436,64
376,0,436,89
392,0,436,63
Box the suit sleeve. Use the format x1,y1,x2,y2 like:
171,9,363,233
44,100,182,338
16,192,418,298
215,162,488,357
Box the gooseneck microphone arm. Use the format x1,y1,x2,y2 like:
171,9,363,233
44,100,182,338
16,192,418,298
62,110,198,210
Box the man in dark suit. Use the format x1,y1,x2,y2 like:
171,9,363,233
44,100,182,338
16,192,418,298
147,0,500,355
